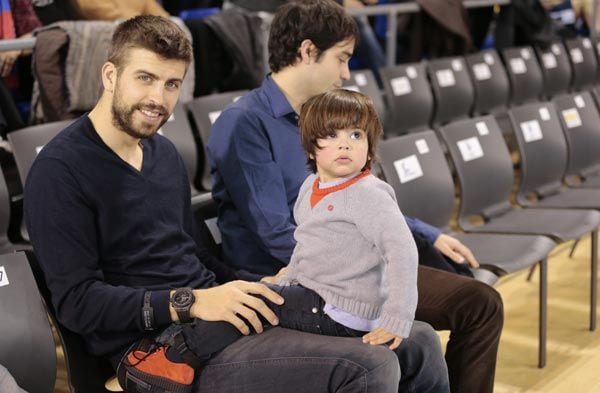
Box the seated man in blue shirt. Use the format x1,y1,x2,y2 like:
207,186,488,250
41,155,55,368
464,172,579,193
208,1,503,392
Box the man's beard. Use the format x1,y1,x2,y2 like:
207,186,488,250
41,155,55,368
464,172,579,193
111,87,169,139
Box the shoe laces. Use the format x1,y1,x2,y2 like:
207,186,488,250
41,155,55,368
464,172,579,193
129,343,165,367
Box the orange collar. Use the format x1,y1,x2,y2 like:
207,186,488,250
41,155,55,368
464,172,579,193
310,170,371,208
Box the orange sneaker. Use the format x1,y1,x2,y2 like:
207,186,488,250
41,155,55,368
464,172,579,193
118,341,194,393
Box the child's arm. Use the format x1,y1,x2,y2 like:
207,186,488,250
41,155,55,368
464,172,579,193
351,179,419,338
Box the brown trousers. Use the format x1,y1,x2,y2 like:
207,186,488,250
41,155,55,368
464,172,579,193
416,265,504,393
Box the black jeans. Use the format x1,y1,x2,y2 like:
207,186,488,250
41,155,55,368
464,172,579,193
178,285,367,365
161,284,449,393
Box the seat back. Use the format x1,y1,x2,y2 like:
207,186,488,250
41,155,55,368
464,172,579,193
187,90,248,191
553,91,600,180
502,46,544,105
25,250,114,393
465,49,510,116
191,196,222,258
427,56,474,125
0,167,13,249
0,251,56,393
509,102,567,206
378,130,454,230
535,42,572,99
438,116,514,230
158,103,201,193
380,63,433,136
565,37,598,92
342,70,386,126
7,120,73,185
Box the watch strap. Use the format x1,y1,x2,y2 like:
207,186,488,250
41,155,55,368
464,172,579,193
142,291,155,331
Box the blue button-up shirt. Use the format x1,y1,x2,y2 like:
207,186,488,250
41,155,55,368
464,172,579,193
208,76,440,275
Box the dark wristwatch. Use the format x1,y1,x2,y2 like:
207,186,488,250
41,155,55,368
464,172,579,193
170,287,195,323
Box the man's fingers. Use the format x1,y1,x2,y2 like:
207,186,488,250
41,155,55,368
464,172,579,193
241,293,279,326
234,304,264,333
242,282,284,306
226,314,251,335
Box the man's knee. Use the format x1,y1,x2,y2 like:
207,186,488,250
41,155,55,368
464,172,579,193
466,280,504,328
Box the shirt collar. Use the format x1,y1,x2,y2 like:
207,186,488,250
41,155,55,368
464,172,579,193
263,74,297,119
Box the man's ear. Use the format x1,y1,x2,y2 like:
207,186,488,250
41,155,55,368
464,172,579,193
101,62,117,93
299,39,317,65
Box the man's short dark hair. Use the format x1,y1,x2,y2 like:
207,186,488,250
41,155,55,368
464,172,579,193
108,15,192,70
268,0,358,73
300,89,382,173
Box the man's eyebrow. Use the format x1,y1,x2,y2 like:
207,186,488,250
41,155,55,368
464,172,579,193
134,69,183,84
134,69,159,79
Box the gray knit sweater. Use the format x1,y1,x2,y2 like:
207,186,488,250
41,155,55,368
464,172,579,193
279,172,418,337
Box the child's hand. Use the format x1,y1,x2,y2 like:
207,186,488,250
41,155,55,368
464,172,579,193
362,328,403,350
260,266,289,284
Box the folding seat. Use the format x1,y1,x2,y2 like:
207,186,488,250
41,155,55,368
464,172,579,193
158,103,203,195
191,195,222,259
0,251,57,393
7,121,73,188
378,130,555,366
534,42,572,99
25,250,116,393
7,120,73,241
501,46,544,105
342,69,386,127
0,167,21,252
465,49,510,116
426,56,474,126
553,91,600,187
438,116,600,351
564,37,598,92
510,100,600,210
380,62,433,137
186,90,248,191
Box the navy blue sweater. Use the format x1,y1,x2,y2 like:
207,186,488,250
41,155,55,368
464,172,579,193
24,116,226,358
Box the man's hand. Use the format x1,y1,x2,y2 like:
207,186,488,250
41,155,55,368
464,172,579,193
362,328,402,350
260,266,289,284
433,234,479,268
190,281,284,335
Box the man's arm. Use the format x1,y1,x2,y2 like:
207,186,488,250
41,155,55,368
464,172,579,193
208,108,297,263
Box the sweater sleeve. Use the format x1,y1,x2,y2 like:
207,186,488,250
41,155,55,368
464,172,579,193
24,158,169,337
350,179,418,338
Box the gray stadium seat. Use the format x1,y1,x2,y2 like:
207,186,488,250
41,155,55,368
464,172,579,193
186,90,248,191
380,63,433,136
378,130,555,366
0,251,57,393
427,56,474,126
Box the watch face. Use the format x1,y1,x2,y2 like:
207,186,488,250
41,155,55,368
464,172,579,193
174,290,193,306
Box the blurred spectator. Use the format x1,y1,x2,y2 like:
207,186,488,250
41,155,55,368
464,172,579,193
70,0,169,20
0,0,41,77
342,0,386,86
0,0,42,133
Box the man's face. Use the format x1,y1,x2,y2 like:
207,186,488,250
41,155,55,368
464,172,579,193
110,48,187,139
307,39,354,97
